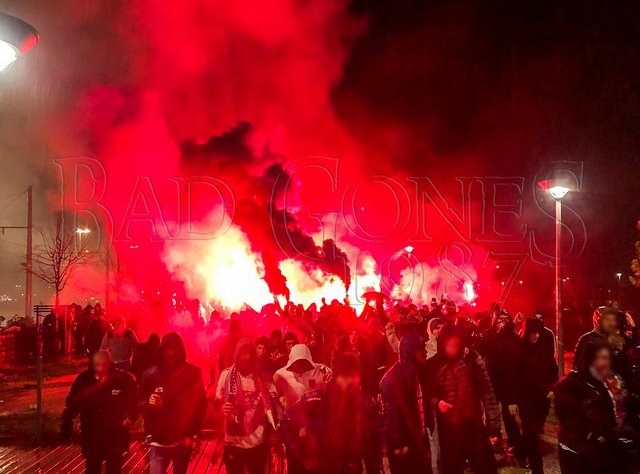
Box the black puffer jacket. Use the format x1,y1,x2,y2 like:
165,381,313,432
426,325,501,435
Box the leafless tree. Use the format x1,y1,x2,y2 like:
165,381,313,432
31,220,90,307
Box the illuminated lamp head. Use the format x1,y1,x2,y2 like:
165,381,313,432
0,13,39,72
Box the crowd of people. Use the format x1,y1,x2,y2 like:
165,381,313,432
58,296,640,474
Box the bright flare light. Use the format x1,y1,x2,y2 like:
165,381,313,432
548,185,571,199
0,40,18,72
76,227,92,234
464,281,476,302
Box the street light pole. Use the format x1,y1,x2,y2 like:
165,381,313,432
25,185,32,319
555,198,563,377
539,180,571,378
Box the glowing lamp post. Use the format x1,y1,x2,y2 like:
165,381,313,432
538,180,572,377
0,13,38,72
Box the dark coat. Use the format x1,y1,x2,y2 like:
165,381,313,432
138,361,207,445
291,383,382,474
519,318,559,404
478,324,522,404
425,325,501,435
138,332,207,445
61,368,136,457
379,333,428,454
85,319,109,355
554,370,618,463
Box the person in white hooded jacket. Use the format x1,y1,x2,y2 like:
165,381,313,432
425,318,444,359
274,343,331,474
273,343,331,412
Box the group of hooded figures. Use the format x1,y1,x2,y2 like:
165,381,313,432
61,301,640,474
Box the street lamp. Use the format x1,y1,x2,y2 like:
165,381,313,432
538,179,572,377
0,13,38,72
75,227,91,251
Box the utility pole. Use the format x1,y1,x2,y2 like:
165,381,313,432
0,186,33,318
26,185,32,319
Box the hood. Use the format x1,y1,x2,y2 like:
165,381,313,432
234,338,256,364
399,332,425,378
523,317,544,342
436,324,465,360
158,332,187,369
493,311,515,334
285,343,315,371
426,318,444,340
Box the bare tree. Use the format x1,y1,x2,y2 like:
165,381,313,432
31,220,90,307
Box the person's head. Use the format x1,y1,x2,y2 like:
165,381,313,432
579,339,612,379
437,324,464,360
444,300,458,319
234,338,256,375
255,336,270,360
282,332,299,355
399,332,426,378
331,353,362,392
112,317,126,337
533,311,544,322
270,329,283,347
286,344,315,374
523,317,544,345
494,310,512,331
428,318,445,341
147,333,160,349
348,329,359,347
92,350,112,377
595,306,619,335
158,332,187,371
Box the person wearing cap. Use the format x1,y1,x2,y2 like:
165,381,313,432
288,353,382,474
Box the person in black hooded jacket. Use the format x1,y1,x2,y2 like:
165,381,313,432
138,332,207,474
426,324,500,474
518,317,559,474
380,332,431,474
477,311,523,458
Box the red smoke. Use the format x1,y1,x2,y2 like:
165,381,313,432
46,0,546,319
